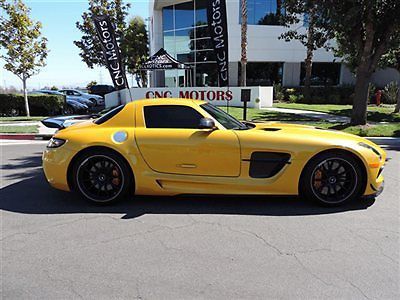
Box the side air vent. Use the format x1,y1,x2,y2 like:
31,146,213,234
246,152,291,178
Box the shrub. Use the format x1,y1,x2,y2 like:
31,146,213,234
383,81,399,104
289,94,298,103
0,93,65,116
368,82,377,104
282,86,354,104
273,83,285,101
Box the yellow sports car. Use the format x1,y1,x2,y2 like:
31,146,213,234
42,98,386,206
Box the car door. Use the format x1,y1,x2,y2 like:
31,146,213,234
63,90,78,102
135,104,241,177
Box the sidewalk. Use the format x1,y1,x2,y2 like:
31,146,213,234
0,120,56,139
263,107,351,123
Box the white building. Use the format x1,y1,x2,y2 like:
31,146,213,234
148,0,399,88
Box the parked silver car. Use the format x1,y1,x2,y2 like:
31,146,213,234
59,89,104,106
30,90,89,115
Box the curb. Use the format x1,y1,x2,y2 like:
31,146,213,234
0,134,53,140
367,137,400,146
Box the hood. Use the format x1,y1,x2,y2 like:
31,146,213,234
248,121,375,147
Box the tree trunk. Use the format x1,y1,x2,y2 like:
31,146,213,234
240,0,247,87
351,13,376,126
304,7,315,101
394,87,400,113
351,65,371,125
304,47,313,100
22,77,30,117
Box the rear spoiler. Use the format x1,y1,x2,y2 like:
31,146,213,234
41,114,99,129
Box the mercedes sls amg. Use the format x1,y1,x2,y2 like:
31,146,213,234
42,99,386,206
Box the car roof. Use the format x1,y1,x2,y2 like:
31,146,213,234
126,98,207,107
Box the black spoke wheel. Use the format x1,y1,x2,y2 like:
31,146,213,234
300,152,365,206
73,150,132,204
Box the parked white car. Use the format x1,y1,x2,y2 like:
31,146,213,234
59,89,104,106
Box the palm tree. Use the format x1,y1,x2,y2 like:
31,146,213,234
240,0,247,87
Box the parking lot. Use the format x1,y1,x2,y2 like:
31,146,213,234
1,140,399,299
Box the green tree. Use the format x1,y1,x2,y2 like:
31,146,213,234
121,16,149,87
86,80,98,90
280,0,332,99
0,0,49,116
318,0,400,125
74,0,130,69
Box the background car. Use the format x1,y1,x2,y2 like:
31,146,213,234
59,89,104,107
42,99,386,206
31,90,88,115
88,84,115,98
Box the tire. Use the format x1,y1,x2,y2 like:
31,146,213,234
89,98,97,106
72,149,132,204
8,108,19,117
62,105,74,115
300,151,365,206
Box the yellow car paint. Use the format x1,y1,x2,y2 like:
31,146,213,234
42,98,386,199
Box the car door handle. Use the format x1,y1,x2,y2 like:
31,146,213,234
177,164,197,168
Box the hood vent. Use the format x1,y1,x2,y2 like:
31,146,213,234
262,128,281,132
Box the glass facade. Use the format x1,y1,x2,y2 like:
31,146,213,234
300,63,341,86
240,0,285,25
162,0,217,87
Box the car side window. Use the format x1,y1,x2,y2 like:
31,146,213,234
144,105,204,129
73,91,81,96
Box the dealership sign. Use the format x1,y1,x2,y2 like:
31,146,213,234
105,87,273,109
93,15,129,91
207,0,229,87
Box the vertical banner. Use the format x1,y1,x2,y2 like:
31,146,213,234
93,15,129,91
207,0,229,87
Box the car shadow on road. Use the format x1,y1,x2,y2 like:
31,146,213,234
0,169,376,219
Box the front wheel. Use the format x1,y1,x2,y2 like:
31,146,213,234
62,105,74,115
72,150,132,204
89,98,98,106
300,152,365,206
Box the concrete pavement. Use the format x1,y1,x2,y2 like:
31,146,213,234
263,107,351,123
1,141,399,299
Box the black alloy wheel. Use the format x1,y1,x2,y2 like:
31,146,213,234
73,151,132,204
301,152,365,206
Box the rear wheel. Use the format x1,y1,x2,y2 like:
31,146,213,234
300,152,365,206
72,150,132,204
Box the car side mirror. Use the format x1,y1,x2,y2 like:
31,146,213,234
199,118,217,130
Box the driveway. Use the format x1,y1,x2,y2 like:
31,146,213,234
1,141,399,299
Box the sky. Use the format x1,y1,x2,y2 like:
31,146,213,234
0,0,149,90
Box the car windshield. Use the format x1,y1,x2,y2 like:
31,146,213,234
200,103,248,130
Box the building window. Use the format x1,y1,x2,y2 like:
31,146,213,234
240,62,283,86
174,1,195,29
162,0,217,87
240,0,285,25
300,63,341,86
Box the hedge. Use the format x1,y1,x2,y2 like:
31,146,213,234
0,93,65,116
282,86,355,104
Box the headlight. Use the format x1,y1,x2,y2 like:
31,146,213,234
47,138,66,148
358,142,381,159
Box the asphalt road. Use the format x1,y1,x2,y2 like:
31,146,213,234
1,140,399,299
